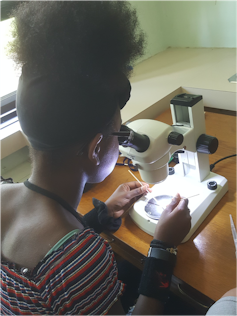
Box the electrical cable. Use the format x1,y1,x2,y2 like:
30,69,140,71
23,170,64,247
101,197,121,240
116,156,138,171
168,150,185,164
210,154,237,171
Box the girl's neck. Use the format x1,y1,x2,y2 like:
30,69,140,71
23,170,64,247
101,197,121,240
29,164,86,211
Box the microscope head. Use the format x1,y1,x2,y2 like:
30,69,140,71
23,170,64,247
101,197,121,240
118,120,183,184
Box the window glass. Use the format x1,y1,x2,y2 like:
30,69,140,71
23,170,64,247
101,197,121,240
0,18,20,98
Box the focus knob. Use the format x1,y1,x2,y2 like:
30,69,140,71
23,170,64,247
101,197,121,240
168,131,184,146
196,134,218,154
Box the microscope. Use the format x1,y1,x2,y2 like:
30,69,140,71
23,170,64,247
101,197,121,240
119,93,228,242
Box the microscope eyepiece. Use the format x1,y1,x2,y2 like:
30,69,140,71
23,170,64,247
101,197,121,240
116,124,150,152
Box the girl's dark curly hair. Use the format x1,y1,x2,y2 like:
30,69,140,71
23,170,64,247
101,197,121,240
9,1,146,77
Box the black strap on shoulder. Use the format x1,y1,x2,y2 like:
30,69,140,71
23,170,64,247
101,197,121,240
24,180,84,224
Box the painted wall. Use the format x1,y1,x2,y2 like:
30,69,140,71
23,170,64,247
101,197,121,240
162,1,236,48
130,1,236,63
130,1,167,64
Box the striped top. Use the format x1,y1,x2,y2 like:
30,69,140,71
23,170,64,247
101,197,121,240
1,228,125,315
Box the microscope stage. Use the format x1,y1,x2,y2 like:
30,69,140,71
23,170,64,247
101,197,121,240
129,167,228,242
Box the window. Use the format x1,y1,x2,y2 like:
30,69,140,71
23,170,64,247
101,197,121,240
1,91,17,129
0,1,22,129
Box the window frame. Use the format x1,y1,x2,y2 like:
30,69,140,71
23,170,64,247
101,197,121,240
0,91,17,129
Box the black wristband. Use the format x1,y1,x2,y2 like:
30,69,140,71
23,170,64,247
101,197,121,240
82,198,121,234
138,249,176,302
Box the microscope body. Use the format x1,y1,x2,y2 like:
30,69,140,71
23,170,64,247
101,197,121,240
120,94,228,242
119,120,173,184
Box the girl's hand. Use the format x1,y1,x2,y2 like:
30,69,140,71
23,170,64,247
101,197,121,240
154,193,191,245
105,181,151,218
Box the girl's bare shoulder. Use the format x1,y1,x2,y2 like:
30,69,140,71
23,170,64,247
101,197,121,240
1,183,25,204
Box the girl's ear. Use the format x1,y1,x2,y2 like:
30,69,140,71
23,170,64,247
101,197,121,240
87,133,103,166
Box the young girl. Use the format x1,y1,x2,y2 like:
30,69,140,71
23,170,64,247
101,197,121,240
1,2,191,314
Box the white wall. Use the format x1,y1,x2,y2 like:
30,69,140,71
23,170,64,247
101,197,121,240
162,1,236,48
130,1,236,63
130,1,167,63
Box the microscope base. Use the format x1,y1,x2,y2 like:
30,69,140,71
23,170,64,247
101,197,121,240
129,170,228,243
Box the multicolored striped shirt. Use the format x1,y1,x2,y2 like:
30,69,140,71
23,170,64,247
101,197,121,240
1,228,125,315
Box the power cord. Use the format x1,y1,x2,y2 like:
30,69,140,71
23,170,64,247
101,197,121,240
116,157,138,171
169,150,185,164
210,154,237,171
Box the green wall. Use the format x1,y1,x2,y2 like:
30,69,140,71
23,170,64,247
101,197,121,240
130,1,236,63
